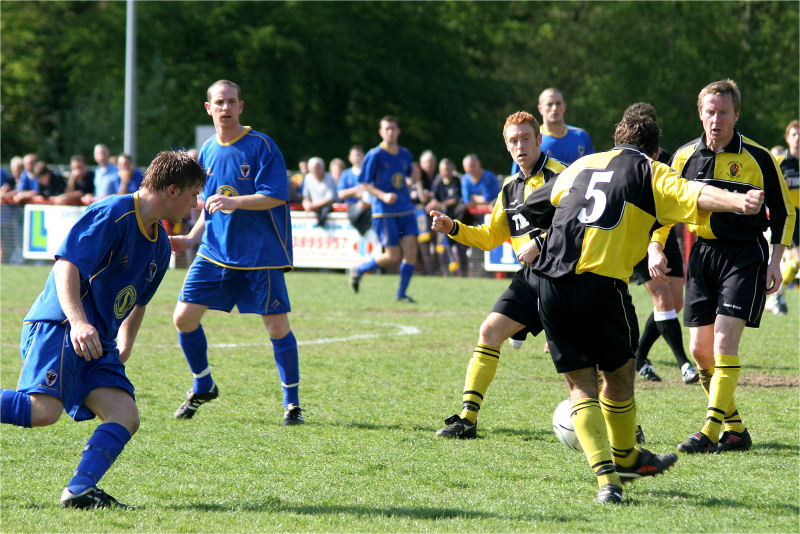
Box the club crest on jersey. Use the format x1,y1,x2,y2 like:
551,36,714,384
728,161,742,178
114,285,137,319
146,260,158,282
392,172,405,189
240,161,251,178
215,185,239,214
46,370,57,387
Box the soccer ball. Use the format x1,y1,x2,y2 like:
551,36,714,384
552,399,582,452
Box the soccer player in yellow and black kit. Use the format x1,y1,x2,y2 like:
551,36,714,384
768,119,799,315
670,80,795,454
429,111,565,439
519,110,764,504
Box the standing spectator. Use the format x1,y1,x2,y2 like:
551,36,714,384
169,80,304,425
0,150,205,509
16,153,40,194
2,156,23,199
93,144,119,199
32,161,66,200
461,154,500,214
413,150,438,274
518,109,764,504
302,157,337,227
337,145,372,236
426,158,467,276
767,119,799,315
432,111,565,439
329,157,346,185
348,116,419,302
116,154,145,194
670,79,795,454
53,155,95,205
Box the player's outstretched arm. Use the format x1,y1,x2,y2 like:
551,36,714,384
53,259,102,361
697,186,764,214
169,209,205,252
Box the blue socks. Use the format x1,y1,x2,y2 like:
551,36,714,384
179,325,214,394
398,261,415,298
356,258,379,276
68,422,131,494
271,332,300,407
1,389,32,428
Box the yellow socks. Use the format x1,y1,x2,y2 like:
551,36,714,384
572,398,621,488
701,354,741,441
459,344,500,424
600,395,638,469
698,365,745,433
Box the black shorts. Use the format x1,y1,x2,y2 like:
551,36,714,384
684,237,768,328
491,268,543,340
538,273,638,374
630,230,684,285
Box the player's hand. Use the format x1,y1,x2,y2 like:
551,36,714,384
69,319,103,361
169,234,196,252
742,190,764,215
765,260,782,295
382,192,397,205
206,193,236,214
647,245,671,282
516,240,540,265
429,210,454,234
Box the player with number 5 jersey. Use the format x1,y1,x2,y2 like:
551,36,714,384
518,110,764,504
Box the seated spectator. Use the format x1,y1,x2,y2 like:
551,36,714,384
426,158,468,276
16,153,40,195
116,153,144,194
288,158,307,203
412,150,437,274
93,143,119,198
52,154,95,205
329,157,346,185
14,161,66,203
302,157,338,227
337,145,372,236
461,153,500,215
2,156,23,201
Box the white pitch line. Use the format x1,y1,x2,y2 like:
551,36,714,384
144,322,421,349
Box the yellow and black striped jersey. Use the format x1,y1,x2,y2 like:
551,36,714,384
448,153,565,252
520,145,707,281
777,152,798,209
670,130,795,245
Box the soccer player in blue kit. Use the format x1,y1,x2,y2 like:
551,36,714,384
169,80,304,425
0,150,206,509
349,116,419,302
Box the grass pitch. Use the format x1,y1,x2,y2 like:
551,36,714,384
1,265,798,532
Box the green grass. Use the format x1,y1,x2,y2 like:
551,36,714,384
1,265,798,532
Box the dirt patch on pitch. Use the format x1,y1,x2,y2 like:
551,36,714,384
739,373,799,388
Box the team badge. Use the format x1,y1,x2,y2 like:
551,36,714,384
392,172,405,189
146,260,158,282
215,185,239,214
578,146,585,156
728,161,742,178
46,370,57,387
240,161,251,178
114,285,137,319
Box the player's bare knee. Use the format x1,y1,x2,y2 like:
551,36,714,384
29,395,63,427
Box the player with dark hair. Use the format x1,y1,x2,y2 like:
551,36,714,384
349,116,419,302
624,102,698,384
519,110,764,504
767,119,799,315
670,79,795,454
0,150,205,509
170,80,304,425
431,111,565,439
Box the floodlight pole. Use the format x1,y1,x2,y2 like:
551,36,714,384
124,0,137,161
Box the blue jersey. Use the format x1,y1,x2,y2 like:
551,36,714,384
360,145,414,217
462,170,500,204
337,167,361,205
24,193,170,351
115,168,145,194
197,126,293,270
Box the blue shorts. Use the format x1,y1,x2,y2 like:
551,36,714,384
17,321,134,422
373,213,419,247
179,256,291,315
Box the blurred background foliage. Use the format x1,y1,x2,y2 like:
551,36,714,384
2,1,797,172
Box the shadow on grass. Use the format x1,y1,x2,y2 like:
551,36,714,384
645,489,800,515
163,500,557,522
